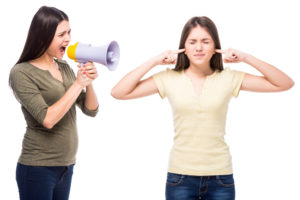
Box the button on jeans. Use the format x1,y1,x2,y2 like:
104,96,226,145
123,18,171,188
16,163,74,200
166,172,235,200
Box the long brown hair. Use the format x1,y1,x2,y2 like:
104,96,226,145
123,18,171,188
174,16,223,72
16,6,68,64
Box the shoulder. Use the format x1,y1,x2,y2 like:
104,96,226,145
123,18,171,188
10,62,34,80
9,63,38,89
153,67,181,79
10,62,31,73
218,67,238,75
216,67,245,80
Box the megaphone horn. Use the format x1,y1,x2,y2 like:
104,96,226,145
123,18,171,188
67,41,120,71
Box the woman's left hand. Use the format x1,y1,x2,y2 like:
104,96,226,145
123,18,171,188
215,48,248,63
78,62,98,80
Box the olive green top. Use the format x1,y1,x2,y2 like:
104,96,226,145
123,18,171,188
9,59,98,166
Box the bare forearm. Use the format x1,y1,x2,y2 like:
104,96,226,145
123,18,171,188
43,82,84,129
244,54,294,89
111,58,157,98
85,84,98,110
111,49,184,99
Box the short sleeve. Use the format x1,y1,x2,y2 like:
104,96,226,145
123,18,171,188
9,67,48,124
152,69,171,99
230,69,245,97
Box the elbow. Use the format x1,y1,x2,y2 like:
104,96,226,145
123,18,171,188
111,89,124,100
110,89,118,99
289,79,295,89
43,119,55,129
283,79,295,91
111,87,133,100
277,79,295,92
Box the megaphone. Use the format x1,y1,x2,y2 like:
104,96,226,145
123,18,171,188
67,41,120,71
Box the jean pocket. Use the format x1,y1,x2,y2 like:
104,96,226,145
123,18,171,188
216,174,235,187
166,172,184,186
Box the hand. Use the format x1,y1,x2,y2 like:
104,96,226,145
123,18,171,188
215,48,248,63
78,62,98,80
75,65,93,87
153,49,185,65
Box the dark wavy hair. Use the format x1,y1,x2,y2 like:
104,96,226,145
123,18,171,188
174,16,223,72
16,6,68,64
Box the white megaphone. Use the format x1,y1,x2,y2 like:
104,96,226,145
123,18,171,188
67,41,120,71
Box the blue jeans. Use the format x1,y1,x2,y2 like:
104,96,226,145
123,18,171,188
16,163,74,200
166,172,235,200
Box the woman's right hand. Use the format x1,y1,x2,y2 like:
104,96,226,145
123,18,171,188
153,49,185,65
111,49,184,100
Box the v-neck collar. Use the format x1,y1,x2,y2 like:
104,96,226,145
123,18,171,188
27,60,64,85
181,70,217,98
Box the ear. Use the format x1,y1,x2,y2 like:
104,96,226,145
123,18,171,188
213,48,217,54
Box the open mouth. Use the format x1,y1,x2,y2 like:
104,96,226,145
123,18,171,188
60,46,66,52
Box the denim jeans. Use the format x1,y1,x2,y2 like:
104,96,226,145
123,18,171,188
166,172,235,200
16,163,74,200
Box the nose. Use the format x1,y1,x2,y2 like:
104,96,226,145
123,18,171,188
195,42,203,51
65,32,71,43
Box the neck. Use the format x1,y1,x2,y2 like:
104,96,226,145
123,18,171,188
31,53,56,69
186,63,213,78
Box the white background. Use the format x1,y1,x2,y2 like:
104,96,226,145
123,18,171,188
1,0,299,199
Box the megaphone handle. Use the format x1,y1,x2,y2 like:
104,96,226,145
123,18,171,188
78,62,87,68
78,62,88,75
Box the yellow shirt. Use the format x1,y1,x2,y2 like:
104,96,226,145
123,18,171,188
152,67,245,176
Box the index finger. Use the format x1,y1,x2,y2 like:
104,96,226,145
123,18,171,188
171,49,185,54
215,49,225,54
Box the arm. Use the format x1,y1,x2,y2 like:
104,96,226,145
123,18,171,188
111,49,185,100
111,58,158,100
43,69,93,129
80,62,99,110
216,49,294,92
84,84,98,110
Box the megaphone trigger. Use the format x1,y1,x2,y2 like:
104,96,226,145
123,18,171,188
67,41,120,71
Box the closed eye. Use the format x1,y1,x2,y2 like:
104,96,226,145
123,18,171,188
202,39,211,44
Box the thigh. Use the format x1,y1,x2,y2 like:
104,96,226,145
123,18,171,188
165,172,199,200
53,164,74,200
204,174,235,200
16,163,57,200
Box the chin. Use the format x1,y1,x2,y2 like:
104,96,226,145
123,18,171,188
56,55,64,60
191,60,206,66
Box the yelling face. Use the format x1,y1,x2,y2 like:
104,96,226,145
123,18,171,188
46,20,71,60
184,25,216,68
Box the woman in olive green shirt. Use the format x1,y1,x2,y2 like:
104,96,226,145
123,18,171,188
9,6,98,200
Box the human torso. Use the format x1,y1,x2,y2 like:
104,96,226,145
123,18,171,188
153,68,244,176
10,60,79,166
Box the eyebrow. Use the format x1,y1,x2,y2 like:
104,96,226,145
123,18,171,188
187,38,211,42
57,29,71,35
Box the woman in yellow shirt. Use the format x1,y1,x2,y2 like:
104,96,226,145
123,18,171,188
111,16,294,200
